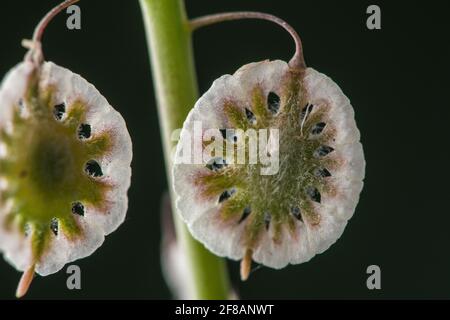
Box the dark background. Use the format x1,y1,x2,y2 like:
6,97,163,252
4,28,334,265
0,0,448,299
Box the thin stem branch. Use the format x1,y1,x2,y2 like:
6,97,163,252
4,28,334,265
190,11,306,70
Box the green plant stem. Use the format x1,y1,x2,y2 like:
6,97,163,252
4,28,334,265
139,0,230,299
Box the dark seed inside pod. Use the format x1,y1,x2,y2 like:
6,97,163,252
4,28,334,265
311,122,326,135
245,108,256,124
53,103,66,120
78,124,91,139
307,187,321,203
219,129,238,143
85,160,103,177
72,202,85,216
218,188,235,203
301,103,314,119
206,157,227,171
239,206,252,223
219,129,227,139
267,92,280,114
291,206,303,221
264,212,272,230
315,168,332,177
18,99,26,112
50,218,59,236
314,145,334,157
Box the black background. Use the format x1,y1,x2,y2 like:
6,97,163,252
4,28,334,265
0,0,449,299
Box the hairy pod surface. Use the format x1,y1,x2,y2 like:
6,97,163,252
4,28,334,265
173,60,364,269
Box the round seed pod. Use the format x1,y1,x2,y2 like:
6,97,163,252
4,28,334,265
0,60,132,278
173,60,365,275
